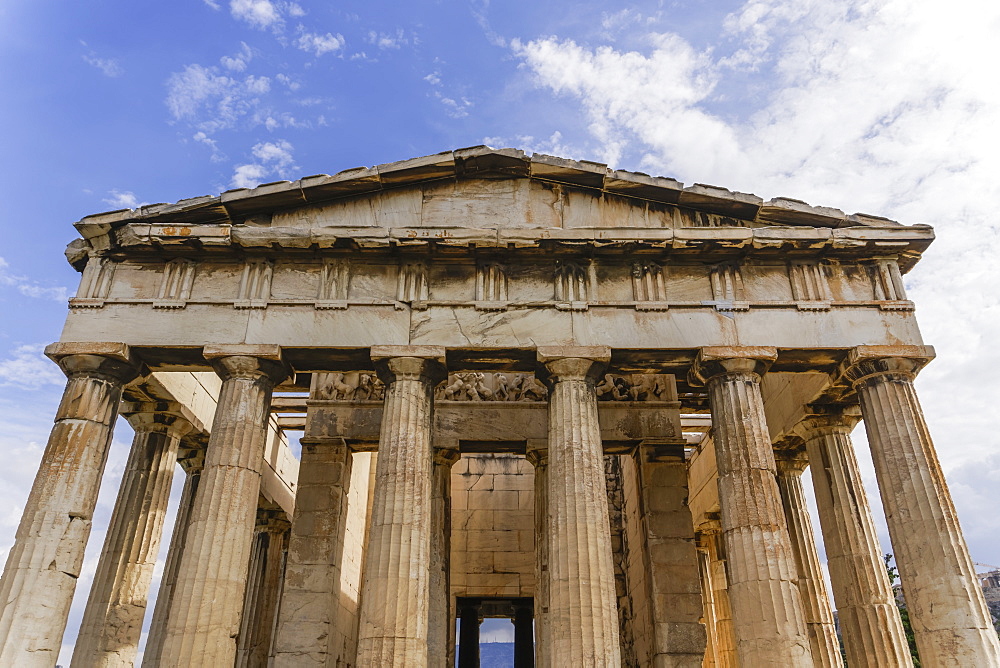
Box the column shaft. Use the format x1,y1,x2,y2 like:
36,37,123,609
142,458,201,666
539,348,621,666
527,444,550,668
846,352,1000,666
72,411,190,668
800,415,910,667
271,441,354,667
355,349,445,666
692,350,811,666
458,602,481,668
237,514,289,668
696,546,719,668
159,348,288,666
636,444,706,666
514,602,535,668
0,345,139,667
706,534,737,668
775,452,842,668
429,448,459,667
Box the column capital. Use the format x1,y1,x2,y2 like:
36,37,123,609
120,405,196,438
204,344,291,384
837,345,935,388
792,405,862,441
177,445,206,473
45,341,143,384
433,444,461,467
774,448,809,476
536,346,610,384
525,441,548,467
688,346,777,387
371,345,447,385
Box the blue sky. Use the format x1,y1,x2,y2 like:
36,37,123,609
2,0,1000,660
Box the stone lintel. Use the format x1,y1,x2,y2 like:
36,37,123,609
838,344,935,387
638,439,688,463
688,346,778,386
203,343,284,361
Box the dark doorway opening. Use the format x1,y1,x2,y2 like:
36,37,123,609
456,597,534,668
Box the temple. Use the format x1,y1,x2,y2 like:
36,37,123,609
1,147,997,667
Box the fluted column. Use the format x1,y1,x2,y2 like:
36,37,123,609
429,445,459,667
774,450,842,668
159,344,289,666
356,346,446,666
695,539,719,668
142,450,203,666
0,343,140,667
843,346,1000,666
537,346,621,666
704,531,737,668
72,405,192,668
796,409,910,667
689,347,811,666
237,511,289,668
527,442,550,668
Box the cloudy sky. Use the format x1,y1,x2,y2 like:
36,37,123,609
2,0,999,660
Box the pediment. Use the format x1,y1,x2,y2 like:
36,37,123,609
73,146,909,239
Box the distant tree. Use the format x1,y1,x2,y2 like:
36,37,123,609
885,553,921,666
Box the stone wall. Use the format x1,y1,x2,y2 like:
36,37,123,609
450,454,536,600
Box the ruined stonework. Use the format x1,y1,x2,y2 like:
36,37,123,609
1,147,997,667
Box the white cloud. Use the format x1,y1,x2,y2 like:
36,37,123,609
296,29,345,56
220,42,253,72
0,258,70,303
0,345,65,389
82,53,123,78
230,0,282,30
165,64,271,132
193,131,226,162
231,139,296,188
80,41,123,77
102,189,141,209
366,29,407,50
203,0,221,9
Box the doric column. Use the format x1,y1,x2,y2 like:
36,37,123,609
355,346,446,666
159,344,289,666
695,540,719,667
271,437,355,667
537,346,621,666
635,441,706,665
430,445,460,668
704,530,737,668
458,600,482,668
842,346,1000,665
0,342,140,667
142,449,203,667
689,347,811,666
796,408,910,667
237,511,290,668
526,442,550,668
774,450,842,668
513,600,535,668
72,404,192,668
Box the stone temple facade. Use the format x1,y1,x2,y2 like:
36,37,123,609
0,147,998,667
